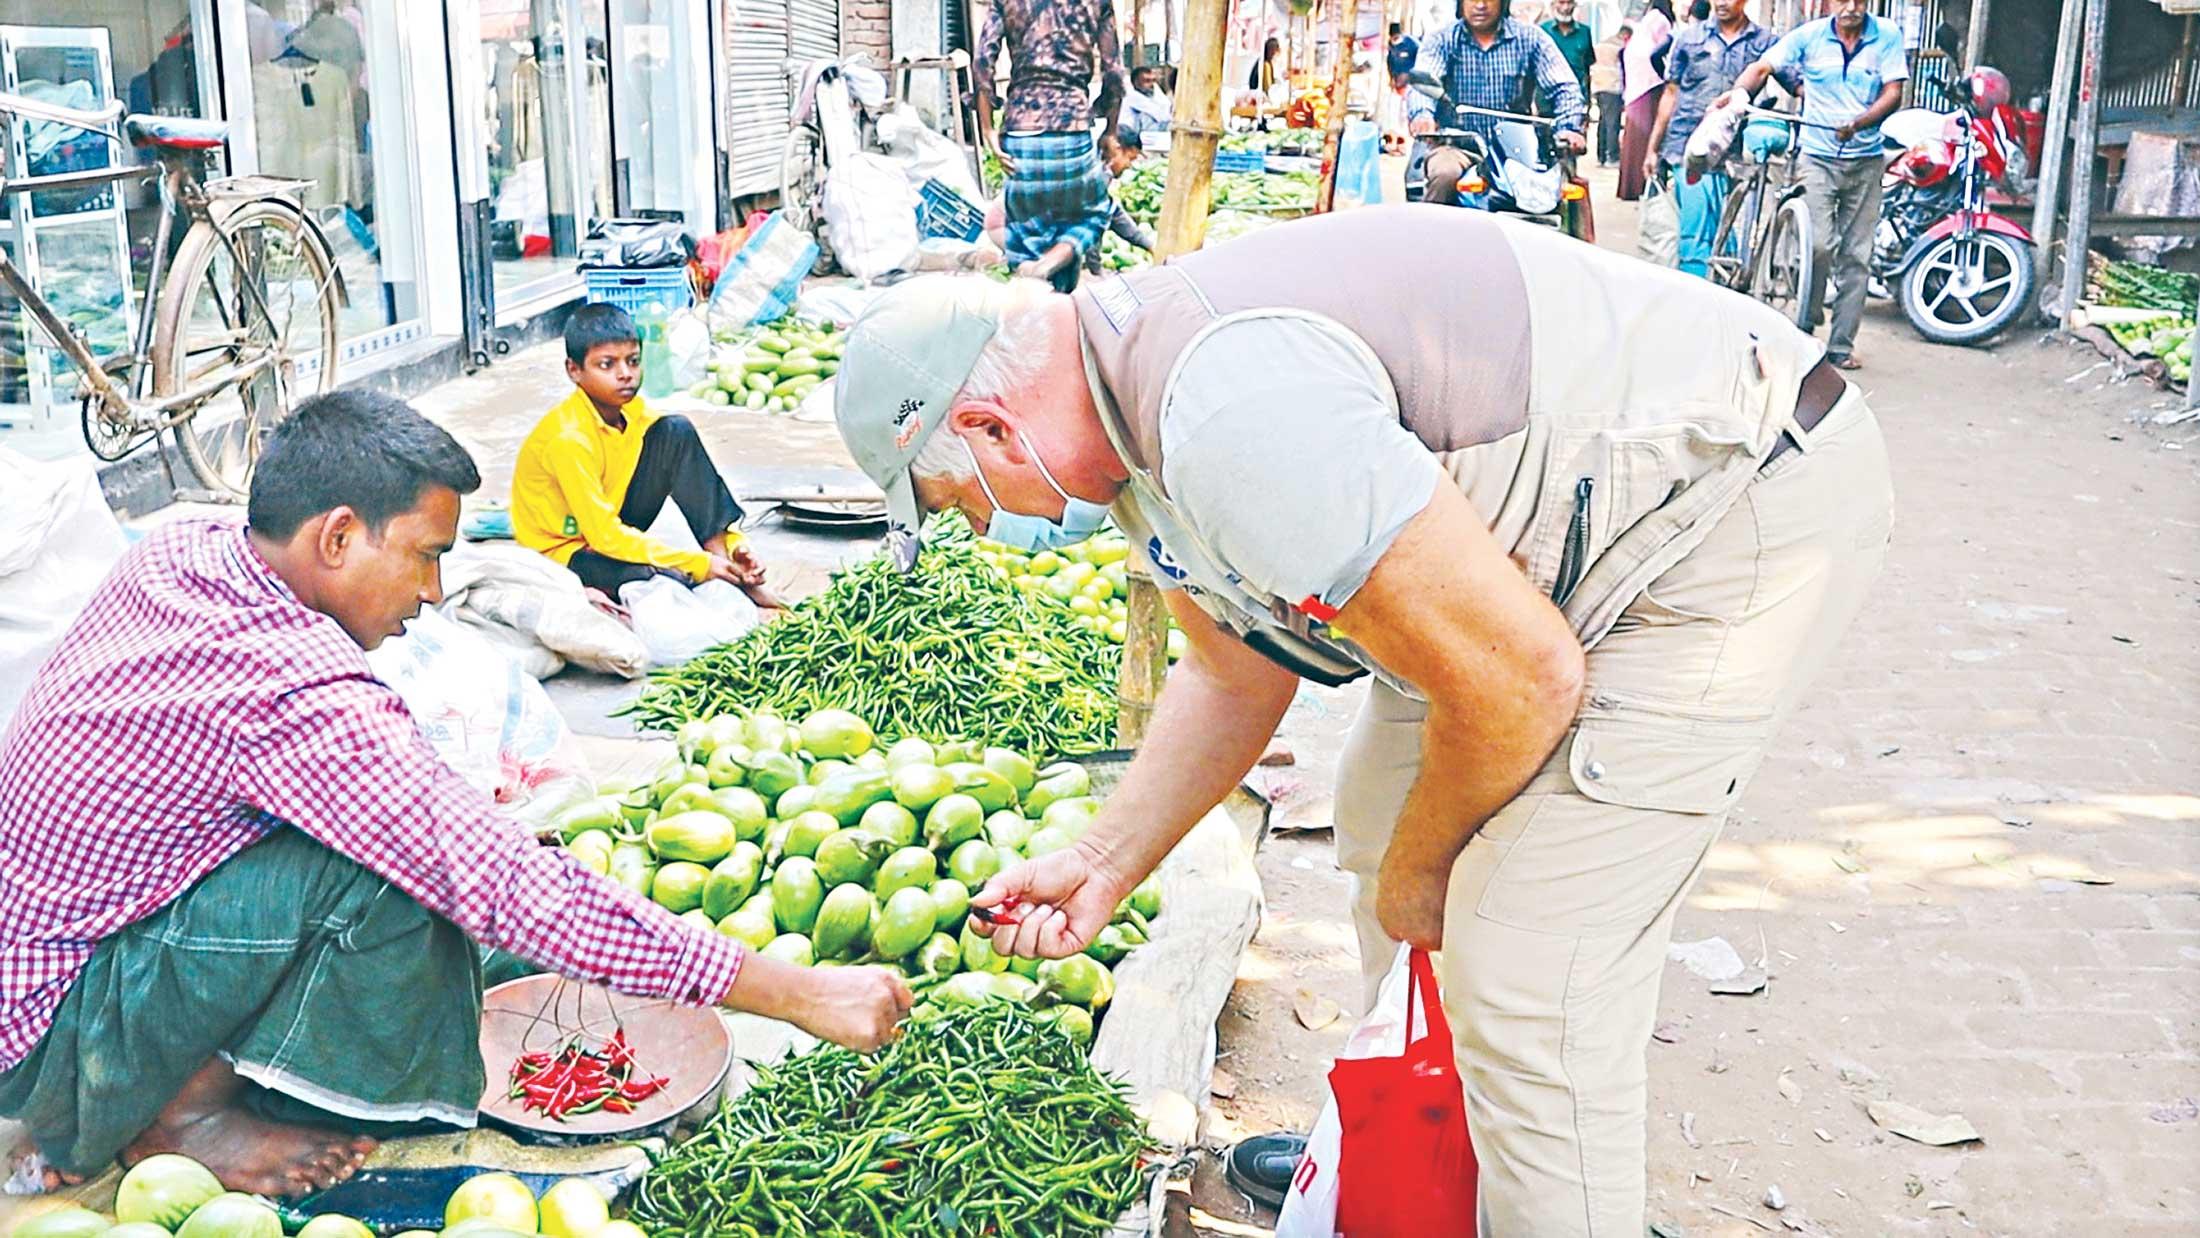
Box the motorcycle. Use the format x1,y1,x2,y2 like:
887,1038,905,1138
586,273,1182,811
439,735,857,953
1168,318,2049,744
1404,75,1593,241
1868,62,2037,346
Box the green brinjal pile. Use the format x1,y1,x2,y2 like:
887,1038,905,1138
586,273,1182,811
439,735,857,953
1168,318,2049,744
552,706,1161,1050
617,516,1121,758
631,1004,1152,1237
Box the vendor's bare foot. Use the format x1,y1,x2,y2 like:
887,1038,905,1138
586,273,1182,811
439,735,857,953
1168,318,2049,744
119,1061,375,1197
37,1162,87,1191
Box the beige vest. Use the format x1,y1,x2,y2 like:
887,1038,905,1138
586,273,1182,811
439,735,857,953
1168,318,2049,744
1072,205,1825,688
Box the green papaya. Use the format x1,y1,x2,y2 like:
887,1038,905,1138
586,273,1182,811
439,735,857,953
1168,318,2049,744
701,841,764,919
771,857,826,934
813,828,893,888
646,811,736,864
812,768,893,825
929,877,971,935
872,886,936,960
812,884,876,958
923,793,986,851
944,763,1018,813
875,846,938,899
861,800,920,848
551,797,622,843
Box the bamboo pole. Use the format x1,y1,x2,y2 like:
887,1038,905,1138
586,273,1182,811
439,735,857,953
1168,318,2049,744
1315,0,1362,211
1115,0,1230,748
2056,0,2108,326
1961,0,1989,70
2029,0,2086,317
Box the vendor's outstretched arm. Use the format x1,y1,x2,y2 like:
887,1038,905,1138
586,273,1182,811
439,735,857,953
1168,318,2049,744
973,587,1297,957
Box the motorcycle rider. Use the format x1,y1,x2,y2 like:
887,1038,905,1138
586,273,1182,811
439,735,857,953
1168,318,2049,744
1407,0,1587,206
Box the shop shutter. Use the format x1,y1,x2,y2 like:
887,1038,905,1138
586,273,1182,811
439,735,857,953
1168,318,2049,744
728,0,795,196
790,0,841,62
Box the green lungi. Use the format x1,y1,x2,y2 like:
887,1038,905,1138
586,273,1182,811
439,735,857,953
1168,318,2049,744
0,828,517,1176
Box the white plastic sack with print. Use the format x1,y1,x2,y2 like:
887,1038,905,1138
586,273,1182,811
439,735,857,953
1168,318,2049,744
621,576,763,667
1272,945,1418,1238
365,607,592,828
823,152,921,282
0,448,129,726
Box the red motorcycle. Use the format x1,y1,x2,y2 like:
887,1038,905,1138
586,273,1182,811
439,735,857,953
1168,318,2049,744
1871,63,2037,346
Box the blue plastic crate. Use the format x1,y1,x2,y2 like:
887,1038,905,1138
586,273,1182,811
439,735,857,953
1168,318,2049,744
1214,149,1267,173
584,266,693,316
917,177,987,242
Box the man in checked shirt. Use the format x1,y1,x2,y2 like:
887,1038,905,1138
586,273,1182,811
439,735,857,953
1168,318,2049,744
0,393,910,1197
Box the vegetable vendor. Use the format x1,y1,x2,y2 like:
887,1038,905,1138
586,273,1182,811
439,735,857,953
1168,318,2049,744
0,393,910,1199
973,0,1127,292
828,205,1892,1235
512,303,788,607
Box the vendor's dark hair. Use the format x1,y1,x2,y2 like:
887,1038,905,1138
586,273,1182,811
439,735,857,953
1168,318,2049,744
1689,0,1709,18
247,391,481,539
1115,125,1144,151
1647,0,1675,19
565,302,641,364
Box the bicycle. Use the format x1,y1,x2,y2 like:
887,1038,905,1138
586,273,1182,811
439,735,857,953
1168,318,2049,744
1703,107,1818,332
0,92,342,499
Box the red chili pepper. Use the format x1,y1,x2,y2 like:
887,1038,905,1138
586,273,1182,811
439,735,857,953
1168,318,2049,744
970,893,1025,927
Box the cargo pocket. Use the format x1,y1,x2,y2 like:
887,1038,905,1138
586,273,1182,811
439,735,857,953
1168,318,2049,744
1473,695,1771,936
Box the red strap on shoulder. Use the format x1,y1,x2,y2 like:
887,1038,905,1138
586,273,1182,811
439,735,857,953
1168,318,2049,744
1298,594,1340,623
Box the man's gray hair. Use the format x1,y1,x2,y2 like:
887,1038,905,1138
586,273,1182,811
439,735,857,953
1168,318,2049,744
907,279,1057,486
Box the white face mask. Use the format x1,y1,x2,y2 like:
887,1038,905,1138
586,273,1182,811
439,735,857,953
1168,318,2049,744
962,433,1110,553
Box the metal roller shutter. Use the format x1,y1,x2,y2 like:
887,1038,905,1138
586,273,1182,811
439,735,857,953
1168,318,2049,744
729,0,795,196
790,0,841,61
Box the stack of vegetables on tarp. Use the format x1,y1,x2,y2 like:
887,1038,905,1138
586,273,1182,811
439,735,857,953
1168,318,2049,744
11,1155,645,1238
554,707,1160,1048
977,528,1183,658
2075,255,2195,388
631,1003,1153,1235
551,711,1166,1234
686,317,841,413
619,515,1122,757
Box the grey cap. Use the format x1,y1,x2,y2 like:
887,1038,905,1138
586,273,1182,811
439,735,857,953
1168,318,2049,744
832,275,1014,542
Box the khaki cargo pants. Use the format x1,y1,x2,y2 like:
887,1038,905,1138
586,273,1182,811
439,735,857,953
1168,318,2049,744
1334,388,1893,1236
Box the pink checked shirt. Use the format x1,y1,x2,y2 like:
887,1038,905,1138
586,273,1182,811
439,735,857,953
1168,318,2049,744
0,519,744,1071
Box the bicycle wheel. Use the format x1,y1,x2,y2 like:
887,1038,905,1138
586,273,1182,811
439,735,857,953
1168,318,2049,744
1754,196,1815,334
152,198,339,499
1706,175,1756,291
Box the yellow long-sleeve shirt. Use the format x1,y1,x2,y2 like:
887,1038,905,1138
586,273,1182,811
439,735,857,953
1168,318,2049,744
511,388,714,581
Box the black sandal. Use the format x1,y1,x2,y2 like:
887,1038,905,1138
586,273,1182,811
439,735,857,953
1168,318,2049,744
1224,1131,1308,1211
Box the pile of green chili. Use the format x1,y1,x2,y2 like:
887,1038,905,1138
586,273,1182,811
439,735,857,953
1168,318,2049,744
617,516,1121,758
631,1003,1153,1237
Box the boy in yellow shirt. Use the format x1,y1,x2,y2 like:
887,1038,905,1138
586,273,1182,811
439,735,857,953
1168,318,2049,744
512,304,784,606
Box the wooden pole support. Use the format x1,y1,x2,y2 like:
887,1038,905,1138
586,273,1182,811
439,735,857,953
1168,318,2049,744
2029,0,2087,317
1115,0,1229,748
2057,0,2109,327
1316,0,1363,211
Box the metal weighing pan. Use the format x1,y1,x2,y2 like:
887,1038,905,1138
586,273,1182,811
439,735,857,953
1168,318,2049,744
477,975,732,1143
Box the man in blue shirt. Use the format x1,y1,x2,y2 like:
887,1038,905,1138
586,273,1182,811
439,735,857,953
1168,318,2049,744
1407,0,1587,203
1729,0,1907,368
1642,0,1781,278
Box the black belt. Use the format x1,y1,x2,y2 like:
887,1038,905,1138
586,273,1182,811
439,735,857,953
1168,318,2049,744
1762,356,1845,471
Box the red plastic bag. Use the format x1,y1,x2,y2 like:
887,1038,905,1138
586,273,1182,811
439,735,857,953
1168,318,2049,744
1327,948,1477,1235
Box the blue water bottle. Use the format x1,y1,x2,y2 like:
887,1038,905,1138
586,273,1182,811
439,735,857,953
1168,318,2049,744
637,300,673,399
